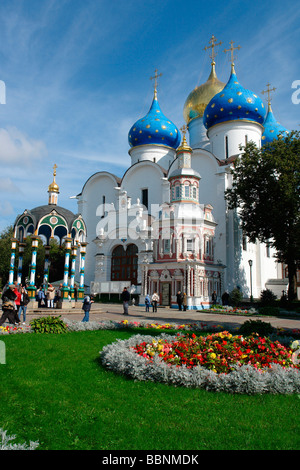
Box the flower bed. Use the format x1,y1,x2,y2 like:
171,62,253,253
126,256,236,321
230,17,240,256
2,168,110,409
205,305,257,316
132,331,299,374
100,332,300,394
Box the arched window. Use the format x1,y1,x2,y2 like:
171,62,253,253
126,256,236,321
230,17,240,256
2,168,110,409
111,244,138,284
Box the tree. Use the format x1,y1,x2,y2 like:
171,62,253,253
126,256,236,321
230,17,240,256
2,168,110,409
0,225,14,288
225,131,300,302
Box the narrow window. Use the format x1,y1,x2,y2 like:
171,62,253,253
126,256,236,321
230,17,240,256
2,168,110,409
225,136,229,160
164,239,170,253
187,239,194,252
242,232,247,251
141,188,148,209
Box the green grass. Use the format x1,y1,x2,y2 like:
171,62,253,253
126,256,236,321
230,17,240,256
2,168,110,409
0,329,299,450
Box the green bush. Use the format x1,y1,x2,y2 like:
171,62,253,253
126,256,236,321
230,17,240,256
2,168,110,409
258,306,280,316
238,319,275,337
260,289,277,306
229,288,243,306
30,316,68,334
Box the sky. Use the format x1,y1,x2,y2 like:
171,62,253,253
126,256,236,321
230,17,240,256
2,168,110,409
0,0,299,233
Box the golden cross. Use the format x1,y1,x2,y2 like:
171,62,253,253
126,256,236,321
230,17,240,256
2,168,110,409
262,82,276,105
204,35,222,63
53,163,57,176
180,125,187,137
224,40,241,64
150,69,162,94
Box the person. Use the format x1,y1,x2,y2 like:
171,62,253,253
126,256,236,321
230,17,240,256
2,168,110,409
0,285,20,326
182,292,187,311
221,290,229,306
121,287,130,315
145,294,151,312
151,292,159,312
211,290,217,306
18,286,30,324
46,284,55,308
176,291,183,311
37,286,46,308
81,294,94,322
55,283,63,309
74,284,78,302
14,284,22,313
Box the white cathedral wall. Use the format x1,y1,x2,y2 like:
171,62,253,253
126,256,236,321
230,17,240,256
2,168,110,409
78,172,118,287
122,161,166,218
207,121,262,160
188,150,228,280
129,145,176,170
188,116,210,150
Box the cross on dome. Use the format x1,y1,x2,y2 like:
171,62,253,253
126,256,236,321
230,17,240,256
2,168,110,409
204,35,223,64
224,40,241,72
150,69,162,98
262,82,276,107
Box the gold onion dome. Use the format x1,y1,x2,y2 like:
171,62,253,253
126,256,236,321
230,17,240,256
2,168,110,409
183,62,225,124
48,164,59,193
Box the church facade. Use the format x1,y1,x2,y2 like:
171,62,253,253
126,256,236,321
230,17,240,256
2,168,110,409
76,38,289,308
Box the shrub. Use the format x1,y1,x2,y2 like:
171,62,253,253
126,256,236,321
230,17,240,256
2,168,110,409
260,289,277,306
30,316,68,334
238,319,275,337
258,306,280,316
229,288,243,306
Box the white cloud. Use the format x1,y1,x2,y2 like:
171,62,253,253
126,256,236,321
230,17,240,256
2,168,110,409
0,127,47,165
0,200,14,216
0,176,20,193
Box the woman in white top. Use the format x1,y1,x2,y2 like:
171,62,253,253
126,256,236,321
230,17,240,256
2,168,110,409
151,292,159,312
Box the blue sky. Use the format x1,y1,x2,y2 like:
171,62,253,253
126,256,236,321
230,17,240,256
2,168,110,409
0,0,299,233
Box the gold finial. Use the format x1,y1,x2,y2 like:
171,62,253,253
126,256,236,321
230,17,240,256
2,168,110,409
177,125,191,152
150,69,162,98
204,35,223,64
48,163,59,194
224,40,241,72
262,82,276,110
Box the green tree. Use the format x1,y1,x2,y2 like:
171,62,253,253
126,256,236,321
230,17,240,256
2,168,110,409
225,131,300,302
0,225,14,288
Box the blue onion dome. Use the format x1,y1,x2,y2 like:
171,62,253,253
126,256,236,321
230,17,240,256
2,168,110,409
261,103,289,145
203,65,266,130
128,90,181,149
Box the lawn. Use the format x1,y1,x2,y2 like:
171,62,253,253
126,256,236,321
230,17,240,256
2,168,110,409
0,328,299,450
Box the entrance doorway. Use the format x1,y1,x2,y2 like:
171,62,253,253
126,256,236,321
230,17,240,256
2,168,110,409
161,283,171,306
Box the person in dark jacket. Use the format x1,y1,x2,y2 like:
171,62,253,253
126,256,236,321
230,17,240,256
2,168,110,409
177,291,183,311
0,285,20,326
121,287,130,315
18,287,30,324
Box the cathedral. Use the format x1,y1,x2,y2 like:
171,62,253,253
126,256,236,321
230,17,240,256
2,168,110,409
74,37,289,308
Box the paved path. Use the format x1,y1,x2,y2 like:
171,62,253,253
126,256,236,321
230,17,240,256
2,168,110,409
22,302,300,332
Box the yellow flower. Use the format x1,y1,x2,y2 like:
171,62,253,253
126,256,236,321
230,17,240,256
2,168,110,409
210,353,216,359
